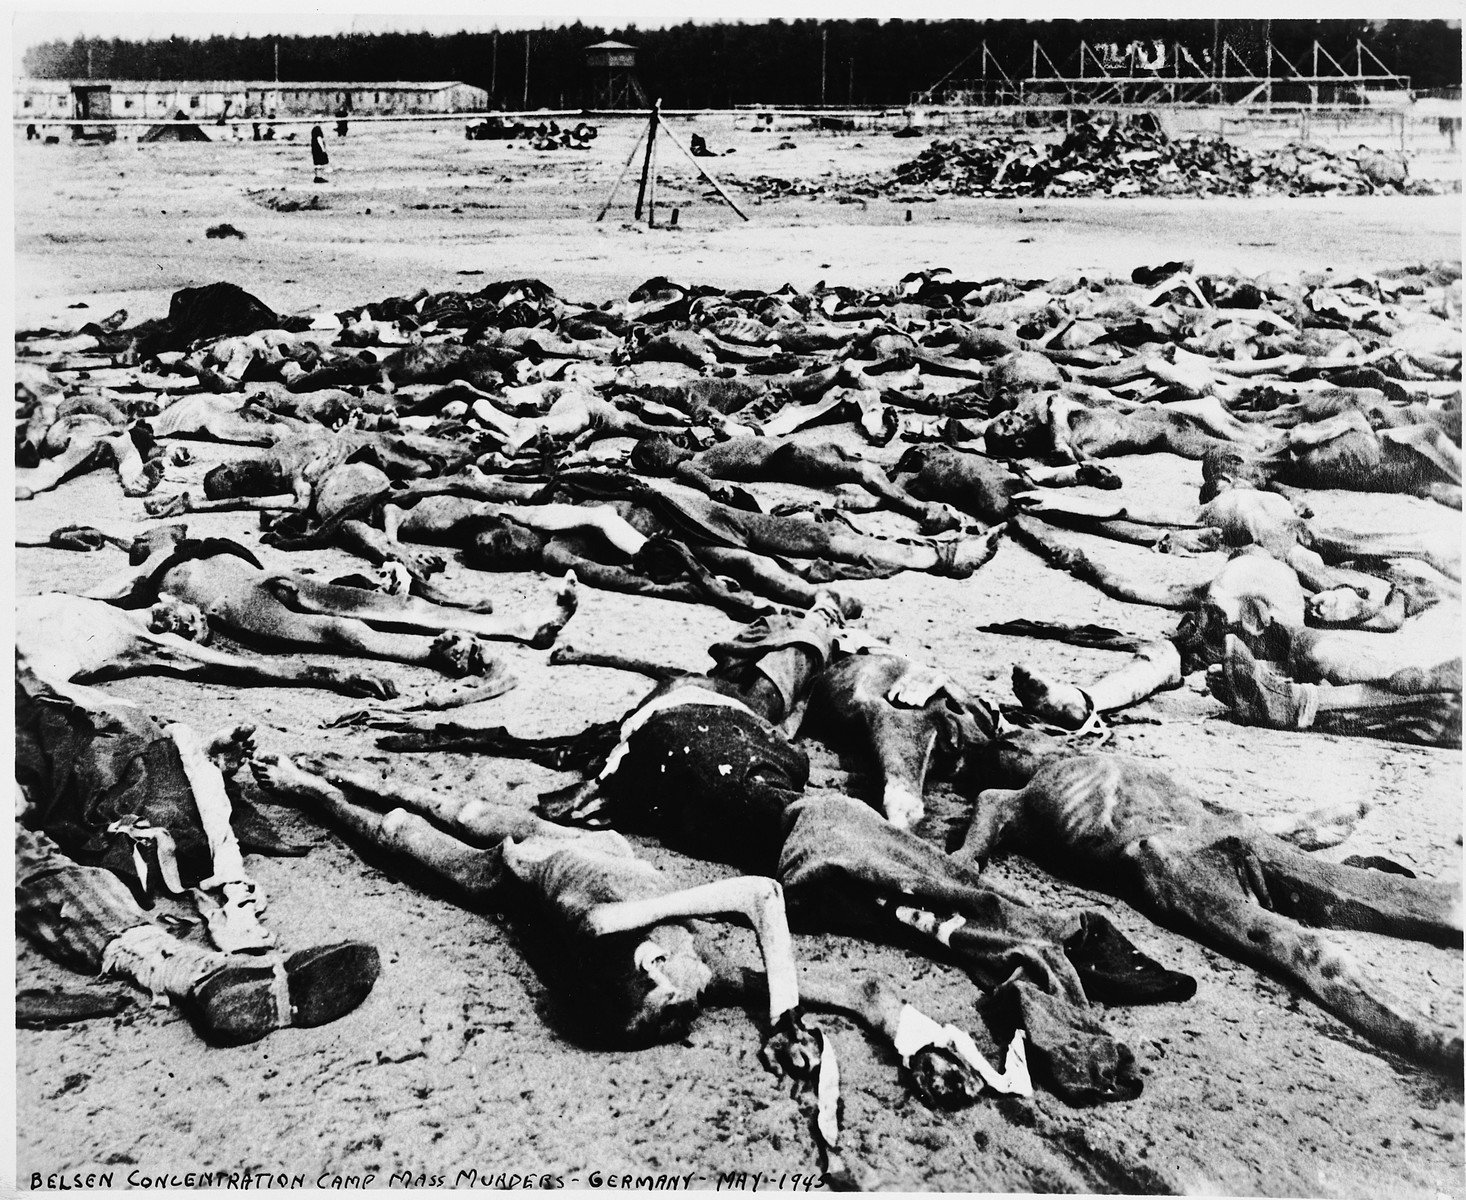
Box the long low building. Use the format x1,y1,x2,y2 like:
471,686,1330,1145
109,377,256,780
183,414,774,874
15,78,490,122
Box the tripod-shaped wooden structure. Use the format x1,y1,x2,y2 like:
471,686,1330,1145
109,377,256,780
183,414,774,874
597,100,748,226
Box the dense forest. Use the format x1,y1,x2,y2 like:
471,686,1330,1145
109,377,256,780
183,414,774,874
22,18,1462,109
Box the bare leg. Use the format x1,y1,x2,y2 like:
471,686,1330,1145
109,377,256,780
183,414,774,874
160,409,296,446
1009,516,1205,608
145,490,303,518
208,593,499,676
691,543,840,610
293,754,572,846
167,724,274,953
539,539,755,616
337,520,450,583
1013,640,1183,729
15,435,113,498
75,623,399,698
1127,832,1463,1073
1022,462,1124,489
548,646,687,681
263,570,578,648
250,755,501,900
1306,525,1461,582
766,445,962,532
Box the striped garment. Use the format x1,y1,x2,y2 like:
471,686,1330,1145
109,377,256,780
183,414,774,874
1315,691,1462,749
16,823,149,975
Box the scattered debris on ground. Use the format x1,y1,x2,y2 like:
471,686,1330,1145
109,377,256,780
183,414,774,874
740,115,1456,201
248,191,329,212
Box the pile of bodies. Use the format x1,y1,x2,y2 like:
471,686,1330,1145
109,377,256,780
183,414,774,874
466,117,599,151
14,258,1463,1178
742,115,1448,201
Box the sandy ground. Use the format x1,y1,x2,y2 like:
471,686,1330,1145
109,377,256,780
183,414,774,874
12,115,1465,1195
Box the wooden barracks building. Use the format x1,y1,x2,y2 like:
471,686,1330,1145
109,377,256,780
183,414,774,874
15,78,489,124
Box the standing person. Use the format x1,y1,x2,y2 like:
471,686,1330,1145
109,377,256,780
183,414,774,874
335,101,350,138
310,124,329,184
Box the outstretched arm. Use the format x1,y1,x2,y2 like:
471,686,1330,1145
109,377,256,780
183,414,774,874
586,876,799,1023
1015,489,1201,527
673,461,763,512
145,482,308,518
954,786,1028,866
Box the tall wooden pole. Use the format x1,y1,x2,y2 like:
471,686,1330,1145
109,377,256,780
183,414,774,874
820,27,827,105
1265,28,1273,110
646,116,660,227
491,32,498,98
523,33,530,109
596,122,649,221
634,100,659,220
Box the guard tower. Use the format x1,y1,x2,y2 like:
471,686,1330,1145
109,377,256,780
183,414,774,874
585,39,648,109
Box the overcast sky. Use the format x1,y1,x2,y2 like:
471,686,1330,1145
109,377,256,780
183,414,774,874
12,1,1461,74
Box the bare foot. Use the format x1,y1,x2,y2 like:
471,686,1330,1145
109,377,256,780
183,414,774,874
207,723,257,775
250,752,333,801
1011,665,1089,729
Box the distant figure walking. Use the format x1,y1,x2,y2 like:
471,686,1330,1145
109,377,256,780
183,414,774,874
335,102,350,138
311,125,329,184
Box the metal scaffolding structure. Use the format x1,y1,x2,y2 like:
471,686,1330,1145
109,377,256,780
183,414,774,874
916,37,1411,109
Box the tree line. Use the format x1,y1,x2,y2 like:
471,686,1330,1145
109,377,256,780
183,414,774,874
22,18,1461,109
